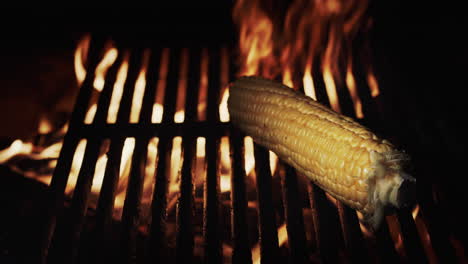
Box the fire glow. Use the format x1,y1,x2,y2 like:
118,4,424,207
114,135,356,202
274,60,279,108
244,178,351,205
233,0,380,118
0,1,447,263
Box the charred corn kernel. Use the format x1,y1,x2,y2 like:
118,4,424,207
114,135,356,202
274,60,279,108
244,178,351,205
228,76,415,228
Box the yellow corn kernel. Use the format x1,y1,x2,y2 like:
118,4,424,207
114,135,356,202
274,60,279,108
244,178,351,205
228,76,415,228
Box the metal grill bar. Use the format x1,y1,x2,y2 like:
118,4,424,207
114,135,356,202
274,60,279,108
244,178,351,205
307,183,343,263
374,222,400,264
281,164,308,263
36,36,466,264
204,48,222,263
175,47,200,263
117,49,145,262
51,49,124,263
396,209,429,263
40,37,104,264
253,144,280,264
148,136,171,261
229,129,252,264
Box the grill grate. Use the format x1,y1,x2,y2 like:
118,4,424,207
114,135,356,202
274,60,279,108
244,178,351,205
36,36,464,264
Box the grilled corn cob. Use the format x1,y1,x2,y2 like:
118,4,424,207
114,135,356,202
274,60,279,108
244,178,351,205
228,76,415,228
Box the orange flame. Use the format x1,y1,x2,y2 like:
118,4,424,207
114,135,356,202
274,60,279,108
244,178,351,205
74,34,90,86
152,48,170,123
367,69,380,98
233,0,374,119
356,211,374,238
411,205,439,263
65,139,87,195
113,137,136,220
90,140,110,194
412,204,420,220
219,46,230,123
303,62,317,100
346,60,364,118
194,137,207,193
198,49,209,121
38,115,53,134
323,66,341,113
82,45,120,124
174,49,189,123
269,151,278,176
84,103,97,124
233,0,274,77
282,68,294,88
93,47,118,92
220,136,232,192
169,136,183,194
130,50,151,123
322,28,341,113
386,215,407,258
0,140,33,163
244,136,256,178
142,138,159,208
219,89,230,123
252,223,289,264
107,53,130,123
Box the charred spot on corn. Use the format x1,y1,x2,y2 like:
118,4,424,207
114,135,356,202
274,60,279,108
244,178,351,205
227,76,416,229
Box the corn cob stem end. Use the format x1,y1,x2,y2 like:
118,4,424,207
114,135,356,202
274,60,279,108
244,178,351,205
366,151,416,229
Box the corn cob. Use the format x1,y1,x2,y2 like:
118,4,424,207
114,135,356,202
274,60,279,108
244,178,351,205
228,76,415,228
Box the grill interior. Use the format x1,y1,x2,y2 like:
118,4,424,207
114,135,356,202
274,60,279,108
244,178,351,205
1,4,468,264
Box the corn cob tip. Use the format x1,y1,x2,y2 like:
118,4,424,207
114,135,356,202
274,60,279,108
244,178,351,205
365,151,416,229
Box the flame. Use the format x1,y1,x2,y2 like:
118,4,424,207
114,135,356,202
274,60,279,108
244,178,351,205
82,45,120,124
140,137,160,224
233,0,274,77
233,0,375,118
244,136,256,178
303,63,317,100
322,29,341,113
220,136,232,192
174,49,189,123
113,137,136,220
38,115,53,134
412,204,420,220
356,212,374,238
346,60,364,118
107,53,130,123
195,137,207,193
74,34,90,86
325,192,339,206
65,139,87,195
283,68,294,88
130,50,150,123
252,223,289,264
93,47,118,92
0,140,33,163
269,151,278,176
386,215,406,258
367,69,380,98
90,140,110,193
84,103,97,124
152,48,170,123
219,89,230,123
198,49,209,121
219,46,230,123
411,205,438,263
169,137,183,194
